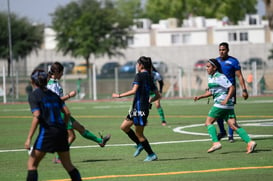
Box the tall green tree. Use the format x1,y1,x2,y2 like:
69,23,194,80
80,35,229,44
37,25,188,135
0,12,43,76
51,0,134,74
144,0,257,25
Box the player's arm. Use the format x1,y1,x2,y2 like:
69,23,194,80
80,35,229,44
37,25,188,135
112,84,139,98
25,110,39,150
221,85,235,105
235,69,248,100
61,90,76,101
194,91,212,101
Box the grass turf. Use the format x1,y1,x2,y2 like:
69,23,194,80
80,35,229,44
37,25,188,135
0,96,272,180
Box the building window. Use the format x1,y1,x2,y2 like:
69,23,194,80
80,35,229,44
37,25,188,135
171,34,181,44
228,32,237,41
182,34,190,44
240,32,248,41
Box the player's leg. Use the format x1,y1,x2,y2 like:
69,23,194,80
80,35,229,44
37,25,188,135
154,100,167,126
228,125,234,142
120,118,139,144
135,125,157,161
58,151,82,181
71,116,111,147
206,107,222,153
26,150,46,181
216,119,227,140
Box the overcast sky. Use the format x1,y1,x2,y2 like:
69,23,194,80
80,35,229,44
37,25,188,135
0,0,266,26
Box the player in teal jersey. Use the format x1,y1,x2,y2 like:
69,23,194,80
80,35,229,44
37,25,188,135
151,65,167,126
194,59,256,154
48,62,111,163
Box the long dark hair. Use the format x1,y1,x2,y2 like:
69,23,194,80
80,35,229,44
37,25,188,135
208,58,223,73
137,56,152,74
31,69,48,89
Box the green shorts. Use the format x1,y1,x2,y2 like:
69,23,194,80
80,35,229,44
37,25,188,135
61,112,76,130
208,106,236,121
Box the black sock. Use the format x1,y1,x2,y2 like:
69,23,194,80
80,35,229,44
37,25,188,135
126,129,140,145
26,170,38,181
68,168,82,181
141,139,154,155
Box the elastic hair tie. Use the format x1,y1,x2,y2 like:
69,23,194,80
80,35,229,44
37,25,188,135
208,59,216,67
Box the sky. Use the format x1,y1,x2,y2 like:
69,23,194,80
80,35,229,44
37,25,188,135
0,0,266,26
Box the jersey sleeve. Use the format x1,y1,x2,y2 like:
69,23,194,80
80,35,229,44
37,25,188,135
28,92,40,113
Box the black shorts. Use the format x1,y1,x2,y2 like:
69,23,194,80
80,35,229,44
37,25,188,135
33,126,69,153
126,109,149,126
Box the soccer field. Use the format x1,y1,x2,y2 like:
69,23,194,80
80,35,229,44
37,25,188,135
0,96,273,181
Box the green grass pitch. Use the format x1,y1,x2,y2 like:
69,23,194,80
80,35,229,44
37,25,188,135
0,96,272,181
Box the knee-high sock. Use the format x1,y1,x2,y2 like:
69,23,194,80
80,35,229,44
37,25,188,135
68,168,82,181
141,139,154,155
228,126,234,137
217,119,226,134
126,129,140,145
207,124,218,142
236,128,251,143
27,170,38,181
157,107,166,122
82,130,102,143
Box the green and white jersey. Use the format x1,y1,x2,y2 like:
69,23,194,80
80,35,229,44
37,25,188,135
47,78,63,97
208,71,233,109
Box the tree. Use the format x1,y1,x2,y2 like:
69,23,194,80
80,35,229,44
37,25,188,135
51,0,134,74
144,0,257,25
0,12,43,76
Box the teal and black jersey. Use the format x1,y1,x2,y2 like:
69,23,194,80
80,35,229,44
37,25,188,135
132,71,156,112
28,88,66,128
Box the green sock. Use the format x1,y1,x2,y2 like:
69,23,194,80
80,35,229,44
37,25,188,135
82,130,102,144
157,107,166,122
236,128,251,143
207,124,218,142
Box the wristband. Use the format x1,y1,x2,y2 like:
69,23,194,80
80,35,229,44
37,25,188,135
118,94,121,98
243,89,247,93
67,94,70,98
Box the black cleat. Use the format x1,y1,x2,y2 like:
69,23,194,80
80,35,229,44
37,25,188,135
98,134,111,147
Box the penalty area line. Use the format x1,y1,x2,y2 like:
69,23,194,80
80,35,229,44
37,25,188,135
47,166,273,181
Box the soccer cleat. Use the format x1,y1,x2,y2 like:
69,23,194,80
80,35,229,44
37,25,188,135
161,121,167,126
144,153,158,161
228,136,235,143
98,134,111,147
134,144,144,157
217,132,227,141
246,141,257,154
207,143,222,153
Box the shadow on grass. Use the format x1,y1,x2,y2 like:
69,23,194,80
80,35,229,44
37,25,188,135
220,148,271,154
156,157,205,161
80,158,122,163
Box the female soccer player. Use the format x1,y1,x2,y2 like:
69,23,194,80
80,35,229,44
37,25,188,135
48,62,111,163
25,69,81,181
112,56,161,161
151,65,167,126
194,58,256,154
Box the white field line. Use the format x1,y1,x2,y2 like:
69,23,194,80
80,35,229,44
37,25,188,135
1,119,272,153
